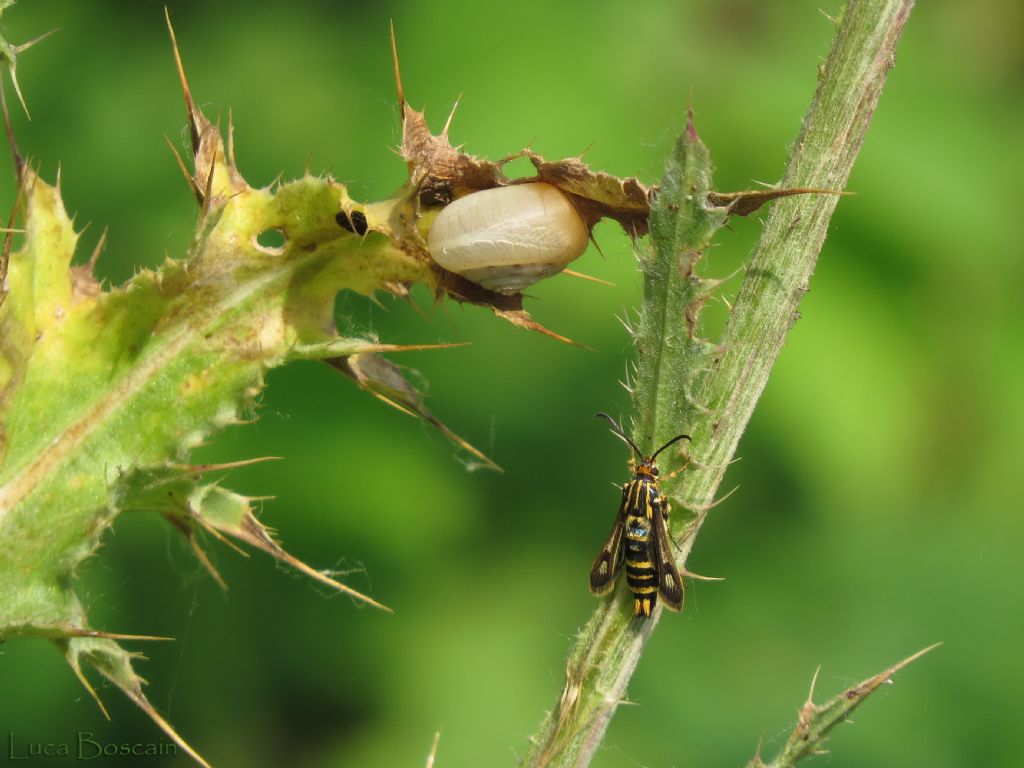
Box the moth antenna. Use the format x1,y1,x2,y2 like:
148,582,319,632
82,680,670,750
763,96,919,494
651,433,691,461
595,412,642,459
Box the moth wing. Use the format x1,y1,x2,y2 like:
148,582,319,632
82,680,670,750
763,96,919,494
652,507,684,611
589,490,627,595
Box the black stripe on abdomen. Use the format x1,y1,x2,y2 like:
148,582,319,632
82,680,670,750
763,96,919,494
627,579,657,595
626,548,657,593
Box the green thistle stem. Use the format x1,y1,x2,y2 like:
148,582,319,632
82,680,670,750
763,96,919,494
522,2,915,766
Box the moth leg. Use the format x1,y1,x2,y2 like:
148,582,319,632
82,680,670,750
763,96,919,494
661,454,692,482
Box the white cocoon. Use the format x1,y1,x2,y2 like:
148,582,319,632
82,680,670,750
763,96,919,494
428,182,589,293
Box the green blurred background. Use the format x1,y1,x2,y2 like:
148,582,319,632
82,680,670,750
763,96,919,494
1,1,1021,766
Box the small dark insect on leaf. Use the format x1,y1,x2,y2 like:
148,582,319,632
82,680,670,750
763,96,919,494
336,209,369,235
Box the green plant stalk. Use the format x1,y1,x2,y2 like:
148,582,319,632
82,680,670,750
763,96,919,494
522,1,915,766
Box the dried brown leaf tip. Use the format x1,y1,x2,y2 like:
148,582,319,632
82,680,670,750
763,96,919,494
328,352,502,471
391,25,499,206
399,97,502,206
166,8,248,203
393,29,653,235
706,186,845,217
527,151,653,235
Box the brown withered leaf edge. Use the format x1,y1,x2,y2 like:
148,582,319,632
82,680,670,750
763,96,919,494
391,32,839,315
400,91,839,232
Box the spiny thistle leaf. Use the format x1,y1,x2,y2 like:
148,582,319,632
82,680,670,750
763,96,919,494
0,3,58,123
0,13,496,760
636,113,730,460
0,142,417,765
754,645,941,768
66,636,212,768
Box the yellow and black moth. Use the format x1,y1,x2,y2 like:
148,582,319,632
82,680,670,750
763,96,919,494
589,413,690,618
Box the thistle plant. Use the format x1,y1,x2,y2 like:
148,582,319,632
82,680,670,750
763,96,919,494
0,2,927,766
523,1,921,765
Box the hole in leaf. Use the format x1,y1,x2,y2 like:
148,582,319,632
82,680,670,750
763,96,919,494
502,155,536,180
255,228,286,253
